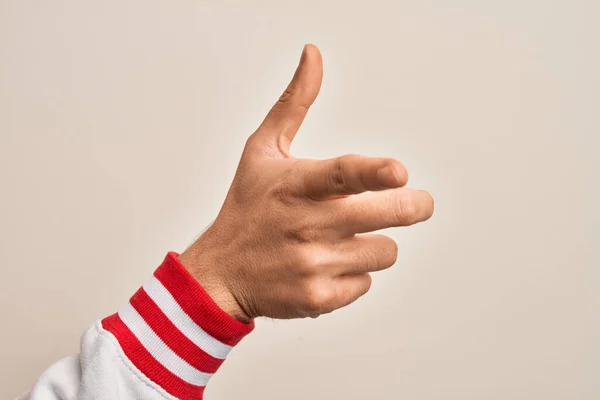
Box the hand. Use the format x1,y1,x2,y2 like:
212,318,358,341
179,44,434,321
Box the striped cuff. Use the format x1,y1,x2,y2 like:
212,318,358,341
102,252,254,399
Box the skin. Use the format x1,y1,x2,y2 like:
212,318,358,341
179,44,434,322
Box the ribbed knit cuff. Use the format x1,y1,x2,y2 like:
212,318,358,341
102,252,254,399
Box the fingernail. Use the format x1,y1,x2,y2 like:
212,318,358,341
377,165,400,188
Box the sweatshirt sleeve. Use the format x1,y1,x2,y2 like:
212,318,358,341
21,252,254,400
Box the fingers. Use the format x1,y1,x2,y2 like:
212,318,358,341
296,155,408,200
328,273,373,313
331,188,434,236
302,274,372,317
253,44,323,156
330,234,399,275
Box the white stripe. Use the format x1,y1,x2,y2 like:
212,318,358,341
119,303,212,386
143,277,233,360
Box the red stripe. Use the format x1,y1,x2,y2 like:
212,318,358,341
101,313,205,400
154,252,254,346
129,287,224,373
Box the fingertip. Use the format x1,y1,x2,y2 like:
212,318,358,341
256,44,323,154
420,189,434,204
297,44,321,71
419,189,435,219
303,43,321,58
377,161,408,189
299,44,323,84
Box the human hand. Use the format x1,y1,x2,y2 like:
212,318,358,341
179,44,434,321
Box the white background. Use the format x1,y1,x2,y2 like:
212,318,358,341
1,1,598,398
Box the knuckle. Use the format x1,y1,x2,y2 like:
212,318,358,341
292,247,323,275
269,161,306,206
284,221,316,244
238,134,261,166
329,157,347,191
329,154,364,192
270,179,295,206
244,131,260,149
276,89,309,113
302,281,333,314
285,227,310,244
278,88,294,103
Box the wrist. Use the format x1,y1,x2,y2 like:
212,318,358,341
102,251,254,399
179,233,252,323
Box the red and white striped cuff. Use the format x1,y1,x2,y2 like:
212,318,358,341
102,252,254,399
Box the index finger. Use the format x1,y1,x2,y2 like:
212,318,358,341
297,154,408,200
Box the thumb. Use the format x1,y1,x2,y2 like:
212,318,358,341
254,44,323,157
